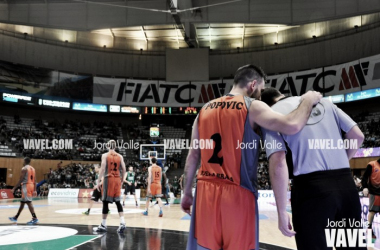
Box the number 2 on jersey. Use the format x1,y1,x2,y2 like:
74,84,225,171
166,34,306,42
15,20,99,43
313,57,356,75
208,133,223,166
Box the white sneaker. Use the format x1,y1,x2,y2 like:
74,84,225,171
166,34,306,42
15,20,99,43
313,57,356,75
93,224,107,232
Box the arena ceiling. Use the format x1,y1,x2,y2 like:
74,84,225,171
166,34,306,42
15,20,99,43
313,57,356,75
0,0,380,51
91,23,297,43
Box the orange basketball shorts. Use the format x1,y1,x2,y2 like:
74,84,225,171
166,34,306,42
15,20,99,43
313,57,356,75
149,183,163,198
187,180,258,250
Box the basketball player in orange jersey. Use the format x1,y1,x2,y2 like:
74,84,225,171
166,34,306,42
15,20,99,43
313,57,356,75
142,158,163,217
181,64,322,250
9,157,38,225
93,140,127,233
361,157,380,238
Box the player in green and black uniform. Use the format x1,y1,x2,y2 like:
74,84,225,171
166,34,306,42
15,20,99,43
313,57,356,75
123,166,138,207
83,164,110,215
172,176,180,197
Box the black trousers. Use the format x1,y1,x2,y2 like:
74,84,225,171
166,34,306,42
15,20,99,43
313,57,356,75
291,168,367,250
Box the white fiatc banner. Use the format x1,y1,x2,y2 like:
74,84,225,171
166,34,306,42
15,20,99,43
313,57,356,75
324,60,362,96
361,54,380,90
266,55,380,96
324,54,380,95
48,188,79,198
266,68,325,96
93,77,234,107
265,74,288,90
192,79,234,104
93,53,380,104
266,69,323,96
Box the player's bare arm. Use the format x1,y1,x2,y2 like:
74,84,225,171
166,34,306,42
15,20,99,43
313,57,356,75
344,125,365,160
147,166,152,193
120,155,127,183
97,177,104,187
96,153,107,191
181,116,201,215
251,91,322,135
123,168,128,183
268,151,296,237
12,168,27,192
33,177,37,197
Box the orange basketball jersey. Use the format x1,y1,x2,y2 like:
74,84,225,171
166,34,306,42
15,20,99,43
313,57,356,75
197,94,260,194
105,151,121,177
22,165,36,186
370,161,380,189
151,165,162,185
102,152,122,203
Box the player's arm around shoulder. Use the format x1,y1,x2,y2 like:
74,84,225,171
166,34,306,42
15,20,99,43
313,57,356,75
249,100,298,134
250,91,321,135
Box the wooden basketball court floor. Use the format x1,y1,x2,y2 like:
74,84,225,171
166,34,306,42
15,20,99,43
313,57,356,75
0,197,378,250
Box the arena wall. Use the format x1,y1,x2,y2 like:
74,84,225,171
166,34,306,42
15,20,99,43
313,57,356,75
0,158,99,186
0,102,141,124
0,156,376,186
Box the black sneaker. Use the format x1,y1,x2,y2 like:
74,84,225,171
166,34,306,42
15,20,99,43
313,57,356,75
117,223,126,234
93,224,107,232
